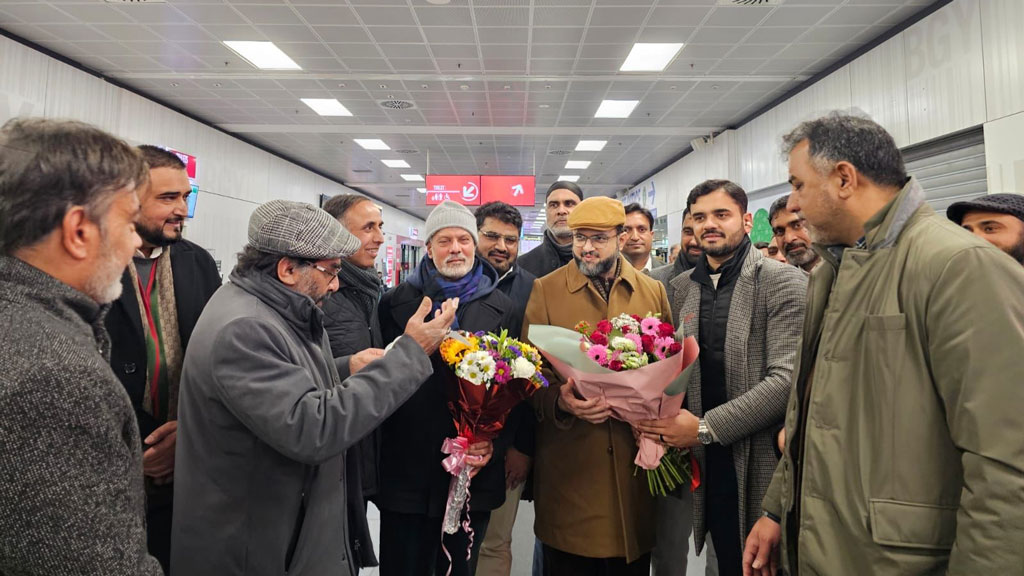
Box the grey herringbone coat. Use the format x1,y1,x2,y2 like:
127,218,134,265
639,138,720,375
668,247,807,553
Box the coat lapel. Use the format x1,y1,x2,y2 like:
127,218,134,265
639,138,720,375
114,269,144,341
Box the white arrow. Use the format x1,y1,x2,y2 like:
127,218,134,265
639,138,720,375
512,184,524,196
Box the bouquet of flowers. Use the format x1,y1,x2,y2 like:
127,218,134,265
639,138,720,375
528,314,700,496
438,330,547,537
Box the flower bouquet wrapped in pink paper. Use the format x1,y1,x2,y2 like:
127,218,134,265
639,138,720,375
528,314,700,496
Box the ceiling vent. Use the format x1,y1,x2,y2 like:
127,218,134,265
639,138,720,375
394,149,419,154
717,0,781,5
380,100,416,110
352,169,373,173
547,150,572,156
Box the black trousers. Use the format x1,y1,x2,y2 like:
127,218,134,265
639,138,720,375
705,446,743,576
146,482,174,574
541,545,651,576
378,509,491,576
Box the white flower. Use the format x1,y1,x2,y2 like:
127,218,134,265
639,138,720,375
610,336,636,352
611,313,641,332
457,351,496,387
511,356,536,379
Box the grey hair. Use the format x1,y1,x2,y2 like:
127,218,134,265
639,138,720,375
781,112,907,188
0,118,148,255
234,245,284,276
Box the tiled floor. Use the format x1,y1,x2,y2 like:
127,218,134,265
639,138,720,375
362,501,709,576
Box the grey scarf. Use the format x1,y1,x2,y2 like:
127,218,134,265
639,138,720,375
336,259,383,346
545,228,575,265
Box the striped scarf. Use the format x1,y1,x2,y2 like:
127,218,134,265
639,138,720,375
128,249,184,422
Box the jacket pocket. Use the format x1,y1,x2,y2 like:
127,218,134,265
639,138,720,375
868,499,956,550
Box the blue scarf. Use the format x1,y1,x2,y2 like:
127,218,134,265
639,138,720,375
410,258,485,330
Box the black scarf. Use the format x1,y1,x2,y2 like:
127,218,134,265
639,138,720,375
336,259,384,347
545,228,575,266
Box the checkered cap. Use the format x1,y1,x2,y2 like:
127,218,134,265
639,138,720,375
247,199,360,259
947,193,1024,225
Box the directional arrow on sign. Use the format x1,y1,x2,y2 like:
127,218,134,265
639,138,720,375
512,184,524,196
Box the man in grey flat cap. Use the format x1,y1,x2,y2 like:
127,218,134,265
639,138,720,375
171,199,458,576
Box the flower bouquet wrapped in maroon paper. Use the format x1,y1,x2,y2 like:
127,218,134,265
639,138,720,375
438,329,547,537
528,313,700,496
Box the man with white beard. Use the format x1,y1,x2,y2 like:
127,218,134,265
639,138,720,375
376,200,519,576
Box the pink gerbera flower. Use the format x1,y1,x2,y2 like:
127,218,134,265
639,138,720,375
640,316,661,336
587,344,609,366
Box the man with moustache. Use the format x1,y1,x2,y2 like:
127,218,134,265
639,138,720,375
636,180,806,576
320,194,388,568
518,180,583,278
0,118,162,575
769,195,819,272
172,200,455,576
623,203,664,271
652,208,704,304
377,201,519,576
474,201,539,576
744,114,1024,576
947,193,1024,265
104,145,221,571
523,197,672,575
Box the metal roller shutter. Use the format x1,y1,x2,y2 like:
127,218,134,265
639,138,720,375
902,126,987,214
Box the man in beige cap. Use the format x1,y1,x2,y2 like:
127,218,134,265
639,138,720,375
171,199,458,576
522,196,672,575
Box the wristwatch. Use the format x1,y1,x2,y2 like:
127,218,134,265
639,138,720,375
697,419,714,445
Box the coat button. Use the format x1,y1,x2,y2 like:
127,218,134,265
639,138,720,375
124,362,137,374
607,446,613,454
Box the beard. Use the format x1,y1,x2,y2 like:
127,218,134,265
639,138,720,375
296,273,331,307
486,249,513,274
682,247,702,266
700,227,746,259
784,240,819,267
1007,231,1024,265
83,235,127,304
136,218,184,248
549,224,571,240
437,254,474,279
575,248,618,278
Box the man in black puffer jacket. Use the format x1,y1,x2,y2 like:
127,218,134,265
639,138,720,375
517,181,583,279
321,194,388,568
377,201,518,576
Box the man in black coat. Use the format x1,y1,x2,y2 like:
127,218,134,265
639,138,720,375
321,193,388,568
377,201,518,576
473,201,537,576
517,181,583,279
105,145,221,571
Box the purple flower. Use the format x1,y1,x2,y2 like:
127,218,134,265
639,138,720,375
508,344,522,358
641,316,661,336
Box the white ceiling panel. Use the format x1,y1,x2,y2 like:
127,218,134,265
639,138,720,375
0,0,938,212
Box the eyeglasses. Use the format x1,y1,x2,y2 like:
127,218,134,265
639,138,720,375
302,261,341,281
480,231,520,246
573,233,614,247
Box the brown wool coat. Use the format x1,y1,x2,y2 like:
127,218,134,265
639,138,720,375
523,256,672,562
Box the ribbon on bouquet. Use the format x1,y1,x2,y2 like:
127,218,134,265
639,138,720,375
440,436,474,576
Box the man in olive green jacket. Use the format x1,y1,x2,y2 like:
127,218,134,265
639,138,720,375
744,113,1024,576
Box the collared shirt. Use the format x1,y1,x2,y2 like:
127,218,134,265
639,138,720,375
589,258,622,302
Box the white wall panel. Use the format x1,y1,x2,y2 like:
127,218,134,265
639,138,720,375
983,111,1024,194
980,0,1024,121
44,61,122,133
904,0,986,143
850,34,911,147
0,36,47,123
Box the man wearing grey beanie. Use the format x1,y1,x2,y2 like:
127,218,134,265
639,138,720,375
171,199,458,576
377,200,519,576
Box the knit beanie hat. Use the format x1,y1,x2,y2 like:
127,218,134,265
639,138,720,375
424,200,479,244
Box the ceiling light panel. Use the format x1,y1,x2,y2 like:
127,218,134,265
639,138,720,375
576,140,607,152
401,174,424,181
595,100,639,118
354,139,390,150
223,41,301,70
300,98,352,116
620,43,685,72
558,175,581,182
565,160,591,169
382,159,410,168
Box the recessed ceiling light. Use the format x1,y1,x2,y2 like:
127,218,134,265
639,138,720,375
401,174,424,182
354,139,390,150
300,98,352,116
576,140,607,151
558,175,580,182
223,41,301,70
382,159,410,168
426,0,451,4
595,100,639,118
538,104,551,109
620,43,684,72
565,160,591,169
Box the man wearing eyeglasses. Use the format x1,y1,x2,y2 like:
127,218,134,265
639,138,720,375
769,195,820,272
522,197,672,576
473,201,538,576
171,199,457,576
